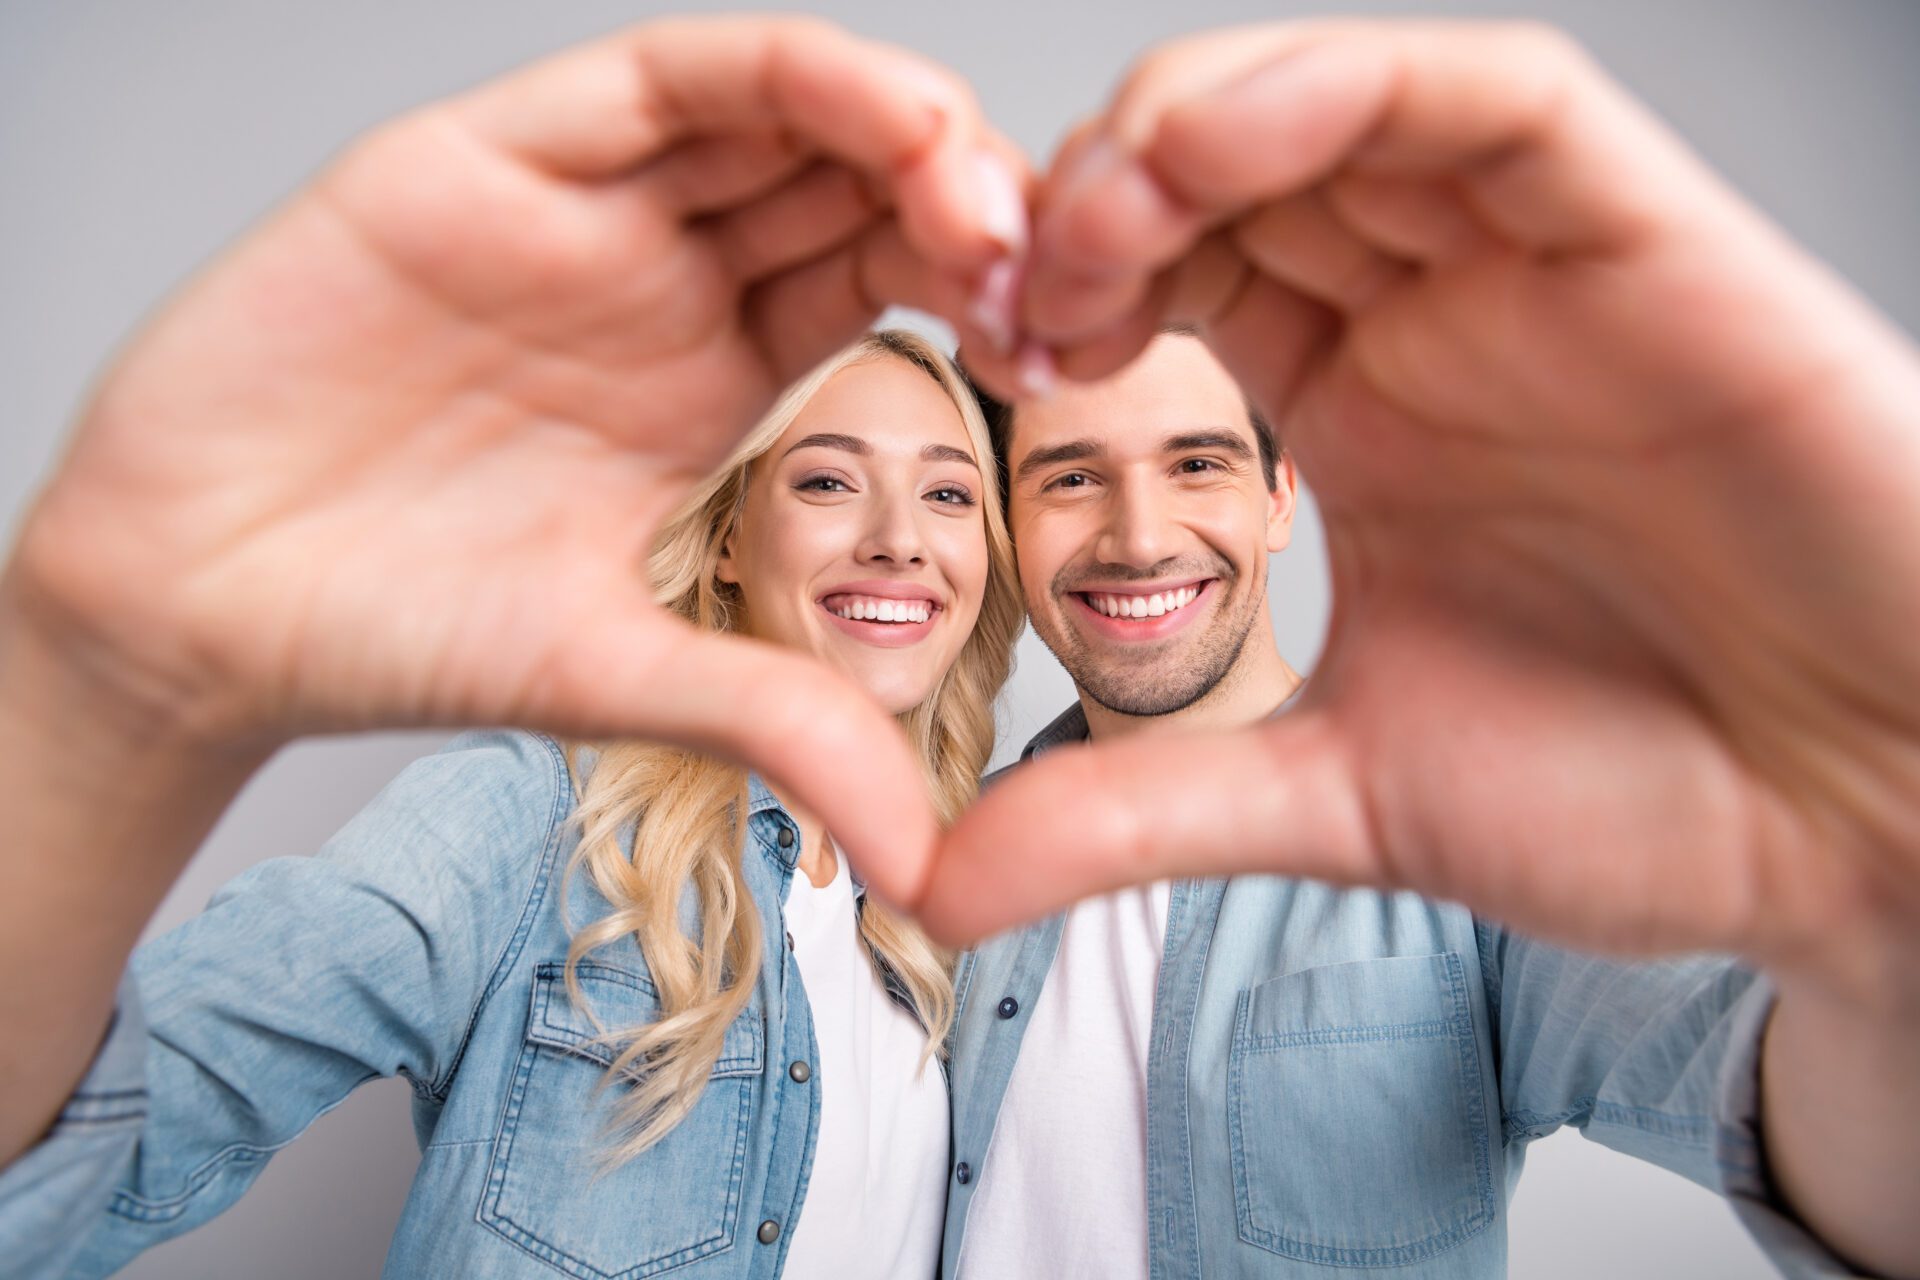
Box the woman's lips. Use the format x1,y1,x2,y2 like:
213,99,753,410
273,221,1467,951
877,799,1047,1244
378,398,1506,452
816,591,941,649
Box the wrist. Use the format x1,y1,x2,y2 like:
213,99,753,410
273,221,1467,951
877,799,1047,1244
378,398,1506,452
0,556,275,791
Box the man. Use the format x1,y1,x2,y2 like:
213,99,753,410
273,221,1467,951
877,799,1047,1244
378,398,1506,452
940,331,1839,1279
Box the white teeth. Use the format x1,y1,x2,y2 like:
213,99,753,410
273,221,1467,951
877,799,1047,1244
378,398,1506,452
1089,585,1203,619
829,595,932,623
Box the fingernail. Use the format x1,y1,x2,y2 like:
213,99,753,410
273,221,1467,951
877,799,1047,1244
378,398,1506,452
968,258,1021,355
1015,342,1058,399
887,55,960,122
972,151,1029,256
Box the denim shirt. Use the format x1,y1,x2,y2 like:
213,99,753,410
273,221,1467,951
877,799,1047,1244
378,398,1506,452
0,731,890,1280
939,704,1857,1280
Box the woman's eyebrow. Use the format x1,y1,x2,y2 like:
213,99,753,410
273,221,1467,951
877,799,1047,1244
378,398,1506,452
782,431,869,459
922,443,978,469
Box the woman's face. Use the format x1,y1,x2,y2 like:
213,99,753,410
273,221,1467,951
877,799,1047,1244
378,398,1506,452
719,356,991,716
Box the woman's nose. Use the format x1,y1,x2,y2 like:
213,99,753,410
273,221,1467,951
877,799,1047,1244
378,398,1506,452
857,495,928,566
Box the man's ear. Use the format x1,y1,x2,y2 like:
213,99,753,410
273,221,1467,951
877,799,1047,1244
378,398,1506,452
1267,454,1298,554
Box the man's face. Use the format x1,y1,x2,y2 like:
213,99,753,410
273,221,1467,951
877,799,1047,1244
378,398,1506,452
1006,335,1295,717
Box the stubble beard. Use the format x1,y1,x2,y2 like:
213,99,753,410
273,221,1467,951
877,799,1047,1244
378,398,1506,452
1033,563,1264,718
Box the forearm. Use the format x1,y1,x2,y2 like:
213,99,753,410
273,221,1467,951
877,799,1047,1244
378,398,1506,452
0,568,265,1168
1762,967,1920,1278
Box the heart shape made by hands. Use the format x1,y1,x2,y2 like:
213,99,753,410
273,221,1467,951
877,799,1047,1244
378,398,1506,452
17,16,1920,1012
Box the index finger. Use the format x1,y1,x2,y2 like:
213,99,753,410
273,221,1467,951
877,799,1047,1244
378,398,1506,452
1026,20,1720,338
452,15,1023,270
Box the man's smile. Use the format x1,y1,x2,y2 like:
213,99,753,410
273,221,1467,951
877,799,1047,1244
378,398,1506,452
1065,578,1219,643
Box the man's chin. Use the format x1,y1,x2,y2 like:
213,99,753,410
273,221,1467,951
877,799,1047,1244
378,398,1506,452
1038,592,1258,720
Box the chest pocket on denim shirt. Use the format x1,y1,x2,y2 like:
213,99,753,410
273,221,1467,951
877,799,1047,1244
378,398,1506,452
1226,952,1494,1269
482,960,764,1280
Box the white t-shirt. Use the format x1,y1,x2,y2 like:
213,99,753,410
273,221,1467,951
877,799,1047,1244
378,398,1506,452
955,880,1173,1280
781,848,948,1280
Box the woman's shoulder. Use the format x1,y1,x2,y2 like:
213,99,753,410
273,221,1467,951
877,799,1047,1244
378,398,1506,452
311,728,579,898
398,728,576,819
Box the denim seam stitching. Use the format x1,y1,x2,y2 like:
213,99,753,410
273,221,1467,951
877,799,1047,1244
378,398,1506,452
1236,1017,1454,1051
1504,1096,1716,1147
529,961,761,1075
51,1109,148,1129
106,1072,381,1222
430,732,572,1101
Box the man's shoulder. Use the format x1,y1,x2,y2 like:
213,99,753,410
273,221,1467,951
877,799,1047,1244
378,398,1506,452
983,702,1088,791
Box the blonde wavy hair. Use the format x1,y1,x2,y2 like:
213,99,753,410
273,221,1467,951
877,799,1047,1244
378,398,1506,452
563,329,1023,1164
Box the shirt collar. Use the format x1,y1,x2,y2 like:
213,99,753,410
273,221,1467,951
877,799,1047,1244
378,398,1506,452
746,772,866,900
1019,702,1091,761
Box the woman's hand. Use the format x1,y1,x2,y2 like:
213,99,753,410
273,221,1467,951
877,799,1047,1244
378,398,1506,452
0,15,1025,1168
6,16,1028,895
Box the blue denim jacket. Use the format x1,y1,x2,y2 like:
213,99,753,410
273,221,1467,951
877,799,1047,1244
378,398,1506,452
0,731,881,1279
939,704,1854,1280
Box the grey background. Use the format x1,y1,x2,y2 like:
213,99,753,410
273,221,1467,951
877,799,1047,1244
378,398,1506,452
4,0,1916,1276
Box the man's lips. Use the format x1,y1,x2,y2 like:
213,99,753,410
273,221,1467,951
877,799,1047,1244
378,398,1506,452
1066,578,1217,642
817,581,943,649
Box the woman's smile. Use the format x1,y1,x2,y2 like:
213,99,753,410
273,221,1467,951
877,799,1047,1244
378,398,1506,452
818,581,945,648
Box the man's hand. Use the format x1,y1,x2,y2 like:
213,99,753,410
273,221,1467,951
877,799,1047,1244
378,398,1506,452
934,16,1920,993
922,29,1920,1266
7,16,1028,898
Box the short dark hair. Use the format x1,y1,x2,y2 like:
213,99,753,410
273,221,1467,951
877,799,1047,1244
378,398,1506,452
966,326,1281,510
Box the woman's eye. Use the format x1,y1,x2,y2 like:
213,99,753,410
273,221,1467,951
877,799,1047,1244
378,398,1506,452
796,475,851,493
927,485,976,507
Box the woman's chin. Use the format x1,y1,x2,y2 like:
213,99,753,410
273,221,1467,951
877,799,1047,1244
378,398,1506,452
844,666,939,719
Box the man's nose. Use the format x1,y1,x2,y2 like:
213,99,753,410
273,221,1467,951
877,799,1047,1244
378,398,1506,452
1094,477,1178,569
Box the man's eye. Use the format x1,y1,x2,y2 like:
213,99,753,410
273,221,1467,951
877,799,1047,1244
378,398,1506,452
1179,458,1220,474
1047,473,1091,491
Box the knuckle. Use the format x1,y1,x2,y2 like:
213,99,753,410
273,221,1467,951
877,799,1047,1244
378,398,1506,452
768,13,844,50
1497,20,1590,73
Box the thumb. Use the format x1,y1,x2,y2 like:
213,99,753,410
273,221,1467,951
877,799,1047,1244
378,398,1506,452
540,611,939,907
915,705,1374,944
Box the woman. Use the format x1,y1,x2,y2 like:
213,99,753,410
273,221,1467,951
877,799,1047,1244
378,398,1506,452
0,329,1023,1279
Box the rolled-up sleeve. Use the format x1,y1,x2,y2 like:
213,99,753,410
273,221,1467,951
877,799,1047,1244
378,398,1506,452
0,972,152,1278
1482,924,1870,1278
0,730,569,1278
1710,979,1868,1278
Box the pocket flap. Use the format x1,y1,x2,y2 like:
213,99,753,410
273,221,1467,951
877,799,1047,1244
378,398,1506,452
526,960,765,1077
1239,952,1465,1045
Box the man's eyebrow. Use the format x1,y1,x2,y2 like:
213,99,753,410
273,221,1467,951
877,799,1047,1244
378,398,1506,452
922,443,978,470
1014,438,1101,484
1165,430,1254,459
781,432,870,459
